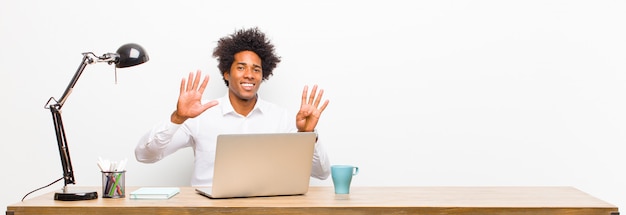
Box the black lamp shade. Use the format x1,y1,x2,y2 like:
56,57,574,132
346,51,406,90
115,43,149,68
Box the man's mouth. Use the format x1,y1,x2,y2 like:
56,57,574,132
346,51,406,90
241,83,255,90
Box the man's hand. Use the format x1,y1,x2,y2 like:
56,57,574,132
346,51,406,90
171,70,218,124
296,85,329,132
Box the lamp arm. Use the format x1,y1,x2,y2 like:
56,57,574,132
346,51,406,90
54,53,93,108
49,105,74,188
44,53,95,190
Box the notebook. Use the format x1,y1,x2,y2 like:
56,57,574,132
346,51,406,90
195,132,317,199
130,187,180,199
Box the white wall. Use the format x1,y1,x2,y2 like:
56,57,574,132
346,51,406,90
1,0,625,211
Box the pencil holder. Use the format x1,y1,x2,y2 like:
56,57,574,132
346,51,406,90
101,171,126,198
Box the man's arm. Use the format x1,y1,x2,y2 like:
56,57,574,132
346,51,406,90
310,136,331,180
135,121,190,163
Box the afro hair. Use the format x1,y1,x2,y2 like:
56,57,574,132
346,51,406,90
212,27,281,86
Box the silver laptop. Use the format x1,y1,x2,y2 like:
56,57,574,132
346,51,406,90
195,132,317,199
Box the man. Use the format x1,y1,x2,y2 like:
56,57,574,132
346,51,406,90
135,27,330,186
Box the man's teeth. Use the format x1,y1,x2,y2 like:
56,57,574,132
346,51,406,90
242,83,254,87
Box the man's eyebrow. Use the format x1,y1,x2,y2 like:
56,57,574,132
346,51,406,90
235,62,261,68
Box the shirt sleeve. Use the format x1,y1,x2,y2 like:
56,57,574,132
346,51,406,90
310,131,331,180
283,109,331,180
135,120,192,163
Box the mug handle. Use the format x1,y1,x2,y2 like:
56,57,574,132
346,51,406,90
353,167,359,176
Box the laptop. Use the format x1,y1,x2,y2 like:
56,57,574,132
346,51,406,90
195,132,317,199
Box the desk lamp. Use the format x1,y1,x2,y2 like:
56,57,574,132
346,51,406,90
44,43,149,201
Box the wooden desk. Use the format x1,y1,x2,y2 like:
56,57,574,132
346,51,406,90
6,186,619,215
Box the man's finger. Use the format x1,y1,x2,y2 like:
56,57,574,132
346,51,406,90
198,74,210,93
179,78,186,95
318,100,330,113
301,85,309,106
308,85,318,105
314,89,324,107
192,70,202,90
186,72,194,91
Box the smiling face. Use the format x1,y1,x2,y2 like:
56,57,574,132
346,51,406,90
224,50,263,103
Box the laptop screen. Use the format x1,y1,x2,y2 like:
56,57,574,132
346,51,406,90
197,132,317,198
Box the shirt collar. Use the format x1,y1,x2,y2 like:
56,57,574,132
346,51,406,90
219,93,268,117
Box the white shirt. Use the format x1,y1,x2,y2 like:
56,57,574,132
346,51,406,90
135,94,330,186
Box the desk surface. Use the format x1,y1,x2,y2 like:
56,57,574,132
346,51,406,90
7,186,619,215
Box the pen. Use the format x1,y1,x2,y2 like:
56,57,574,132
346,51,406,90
109,173,121,197
104,174,112,195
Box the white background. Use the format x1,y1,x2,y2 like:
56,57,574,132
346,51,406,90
1,0,625,211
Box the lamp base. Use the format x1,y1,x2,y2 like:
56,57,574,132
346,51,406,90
54,190,98,201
